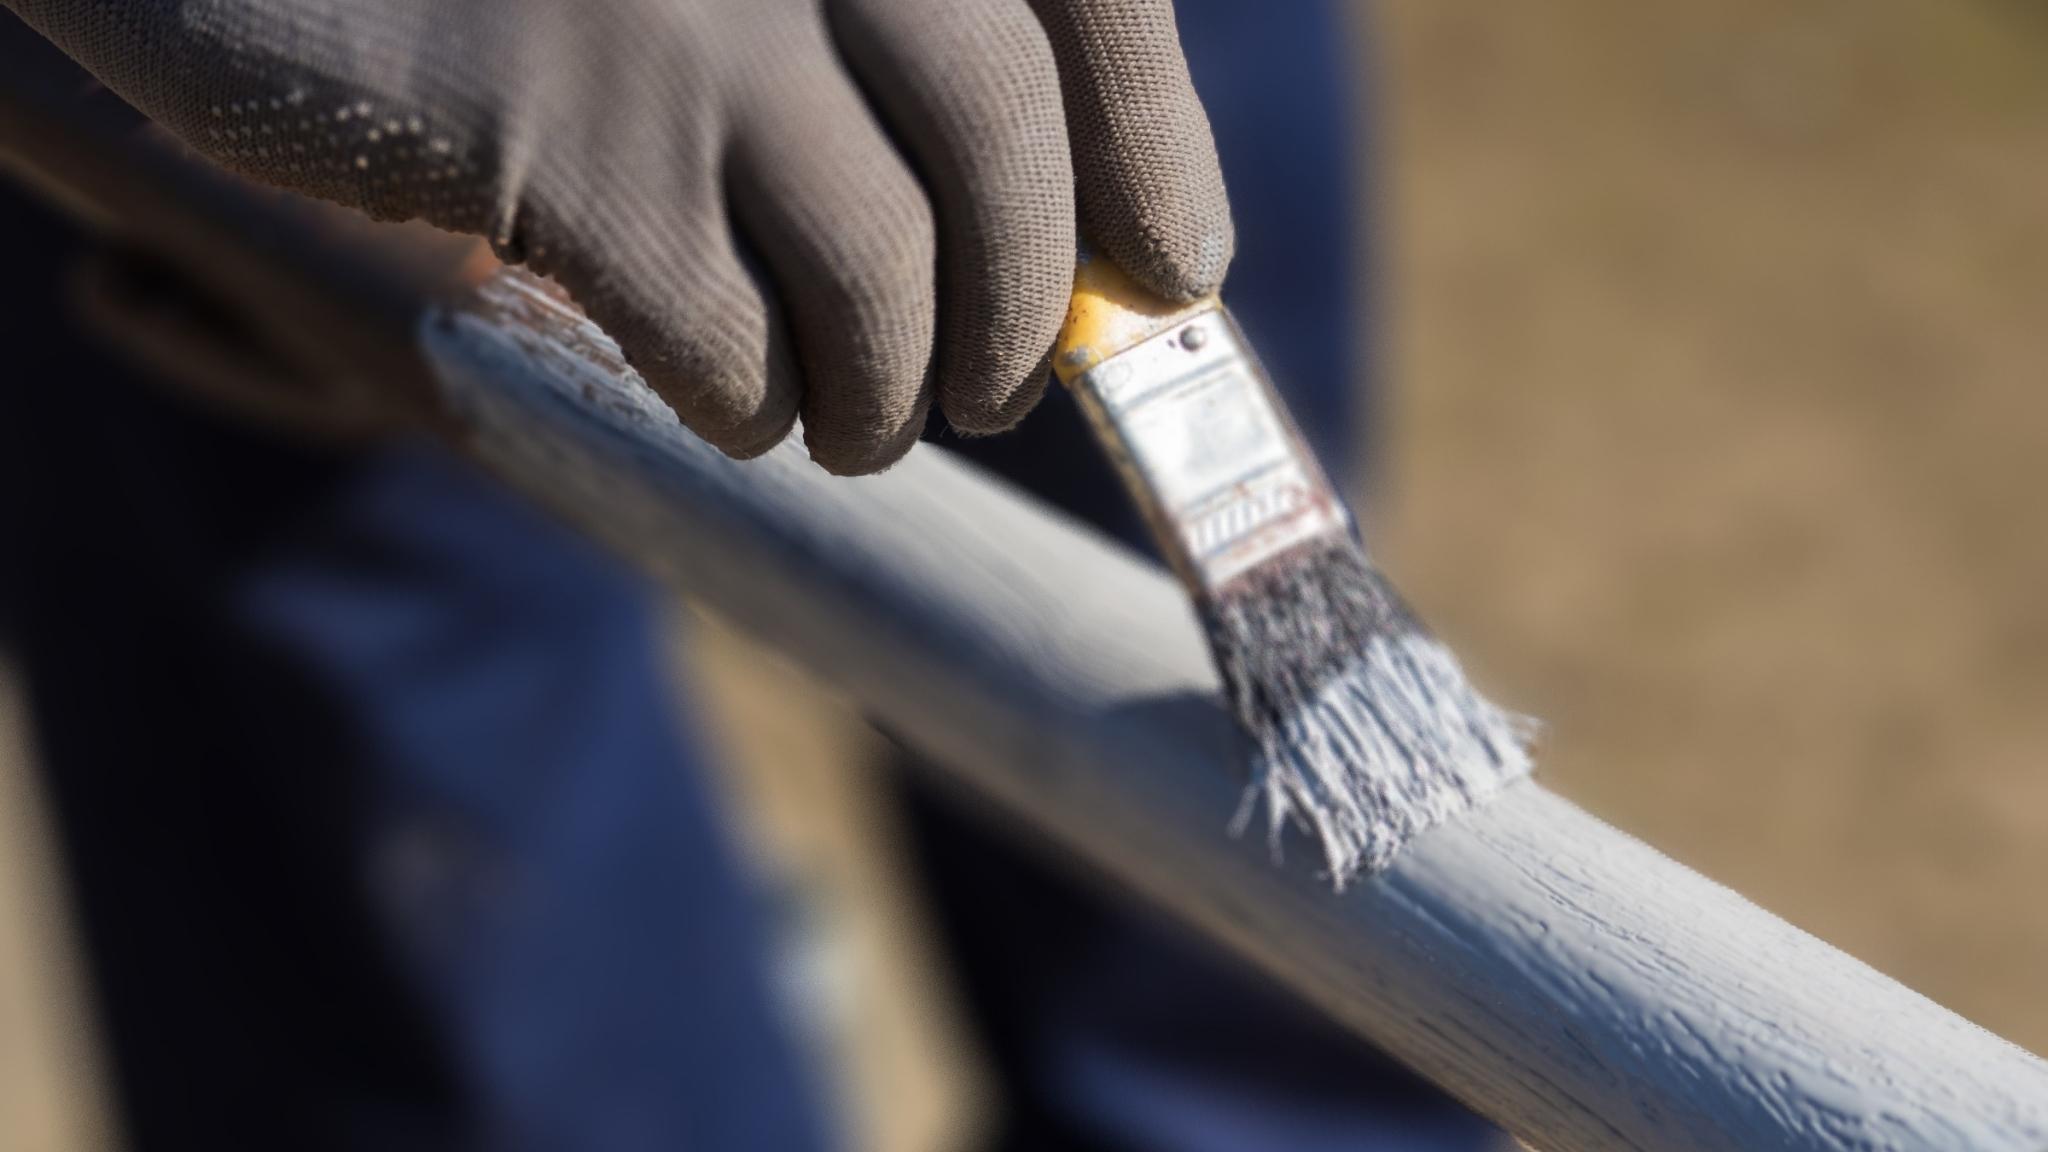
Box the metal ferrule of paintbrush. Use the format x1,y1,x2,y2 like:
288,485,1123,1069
1051,250,1349,598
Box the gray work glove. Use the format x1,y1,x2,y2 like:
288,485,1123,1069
9,0,1232,474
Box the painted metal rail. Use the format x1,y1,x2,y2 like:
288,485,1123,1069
5,37,2046,1151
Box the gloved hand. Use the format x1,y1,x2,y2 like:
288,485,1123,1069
8,0,1231,474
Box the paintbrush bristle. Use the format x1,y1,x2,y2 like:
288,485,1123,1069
1201,536,1535,887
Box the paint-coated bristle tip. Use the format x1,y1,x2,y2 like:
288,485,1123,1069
1231,631,1535,887
1205,540,1536,888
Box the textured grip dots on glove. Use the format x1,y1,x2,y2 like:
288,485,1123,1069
210,96,504,245
11,0,1233,472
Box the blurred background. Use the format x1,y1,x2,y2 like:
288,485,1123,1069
5,0,2047,1148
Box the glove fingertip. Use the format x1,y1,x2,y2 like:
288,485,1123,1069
803,416,925,477
940,351,1053,438
700,403,801,462
1112,217,1235,303
942,392,1042,439
1074,116,1236,301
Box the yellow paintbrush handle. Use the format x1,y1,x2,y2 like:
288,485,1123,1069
1051,250,1219,384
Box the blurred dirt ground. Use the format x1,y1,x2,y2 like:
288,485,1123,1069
6,1,2048,1148
1376,0,2048,1051
0,669,115,1151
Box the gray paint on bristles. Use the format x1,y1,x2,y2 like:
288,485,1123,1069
1204,537,1534,883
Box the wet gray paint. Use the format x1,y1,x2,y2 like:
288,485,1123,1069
1203,538,1533,883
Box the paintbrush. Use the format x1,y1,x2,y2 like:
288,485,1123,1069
1052,250,1534,885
